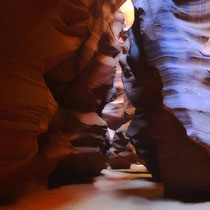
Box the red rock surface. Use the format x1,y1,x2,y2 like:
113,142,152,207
0,0,126,203
1,0,210,204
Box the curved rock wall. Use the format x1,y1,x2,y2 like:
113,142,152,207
124,0,210,201
1,0,210,204
0,0,126,203
136,0,210,151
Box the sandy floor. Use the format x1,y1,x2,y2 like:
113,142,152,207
1,169,210,210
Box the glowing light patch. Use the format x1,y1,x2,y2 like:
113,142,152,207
120,0,134,29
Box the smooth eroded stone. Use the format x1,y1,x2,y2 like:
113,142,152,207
127,0,210,201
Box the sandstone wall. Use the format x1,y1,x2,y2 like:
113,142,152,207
0,0,126,203
123,0,210,201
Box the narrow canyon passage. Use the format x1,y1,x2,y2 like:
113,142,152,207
0,0,210,207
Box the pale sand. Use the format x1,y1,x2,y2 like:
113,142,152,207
1,170,210,210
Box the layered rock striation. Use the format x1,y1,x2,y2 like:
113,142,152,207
124,0,210,201
0,0,126,203
1,0,210,204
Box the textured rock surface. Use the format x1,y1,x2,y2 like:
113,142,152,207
102,26,140,169
107,122,140,169
0,0,126,203
124,0,210,201
47,5,128,188
1,0,210,204
120,14,162,182
139,0,210,152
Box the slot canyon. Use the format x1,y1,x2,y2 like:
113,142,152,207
0,0,210,209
